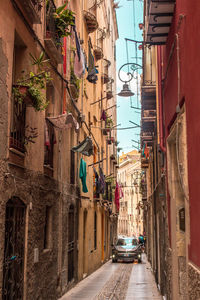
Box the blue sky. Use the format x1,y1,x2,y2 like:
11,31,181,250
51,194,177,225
115,0,143,154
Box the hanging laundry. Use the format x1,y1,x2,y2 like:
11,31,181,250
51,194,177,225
46,113,79,133
72,137,93,156
72,22,85,78
99,167,105,194
115,182,120,211
144,143,150,159
100,110,107,121
74,48,85,78
93,168,101,196
87,40,98,84
79,158,88,193
45,120,56,147
142,142,149,159
65,113,79,133
44,120,50,148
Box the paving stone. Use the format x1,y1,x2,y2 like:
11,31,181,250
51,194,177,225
59,254,162,300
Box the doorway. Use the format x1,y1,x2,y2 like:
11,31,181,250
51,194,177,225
3,197,26,300
68,205,74,282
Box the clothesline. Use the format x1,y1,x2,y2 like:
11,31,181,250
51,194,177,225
88,158,106,167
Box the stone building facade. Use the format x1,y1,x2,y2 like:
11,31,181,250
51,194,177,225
117,151,143,238
0,0,118,299
142,0,200,299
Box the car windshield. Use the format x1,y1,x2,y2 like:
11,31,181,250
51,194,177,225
117,238,138,246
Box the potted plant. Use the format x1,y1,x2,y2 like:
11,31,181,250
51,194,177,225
69,66,81,101
106,117,113,128
12,52,52,111
53,2,75,39
107,139,112,145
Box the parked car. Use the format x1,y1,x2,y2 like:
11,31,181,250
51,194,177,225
112,236,142,263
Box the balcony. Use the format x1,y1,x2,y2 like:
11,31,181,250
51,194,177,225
44,0,63,63
94,45,103,61
83,10,98,33
145,0,175,44
142,109,156,121
18,0,42,24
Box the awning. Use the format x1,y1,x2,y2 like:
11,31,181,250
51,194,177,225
46,113,79,132
72,137,93,156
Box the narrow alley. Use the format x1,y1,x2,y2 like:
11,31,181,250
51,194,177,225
60,255,161,300
1,0,200,299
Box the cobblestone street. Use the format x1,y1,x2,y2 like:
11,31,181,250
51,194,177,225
60,255,162,300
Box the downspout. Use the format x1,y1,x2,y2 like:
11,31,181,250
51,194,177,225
157,46,166,152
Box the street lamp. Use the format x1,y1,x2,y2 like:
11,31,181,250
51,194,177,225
118,62,142,97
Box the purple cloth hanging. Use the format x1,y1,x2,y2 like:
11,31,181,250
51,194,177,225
100,110,107,121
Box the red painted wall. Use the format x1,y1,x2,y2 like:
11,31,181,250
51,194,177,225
159,0,200,267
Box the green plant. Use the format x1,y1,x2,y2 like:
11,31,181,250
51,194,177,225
12,52,52,111
53,2,75,38
106,117,113,128
70,66,81,91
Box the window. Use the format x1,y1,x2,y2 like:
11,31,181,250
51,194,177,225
94,212,97,250
44,120,55,169
44,206,52,249
70,128,75,184
70,150,75,184
10,33,27,153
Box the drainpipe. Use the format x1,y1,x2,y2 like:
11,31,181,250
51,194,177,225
157,46,166,153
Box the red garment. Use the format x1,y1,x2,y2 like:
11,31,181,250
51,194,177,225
115,182,120,211
144,143,149,159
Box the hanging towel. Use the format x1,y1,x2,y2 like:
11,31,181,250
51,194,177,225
72,23,81,61
87,40,98,84
74,48,85,78
72,137,93,156
79,158,88,193
99,167,105,194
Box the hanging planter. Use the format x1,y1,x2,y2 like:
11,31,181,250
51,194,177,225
12,85,33,106
107,139,112,145
83,10,98,33
94,45,103,61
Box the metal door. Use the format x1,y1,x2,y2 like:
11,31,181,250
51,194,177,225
68,205,74,282
3,197,26,300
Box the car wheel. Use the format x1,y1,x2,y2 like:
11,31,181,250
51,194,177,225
138,259,142,263
112,258,117,263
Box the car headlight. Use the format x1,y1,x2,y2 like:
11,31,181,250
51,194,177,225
112,254,115,258
138,254,141,258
